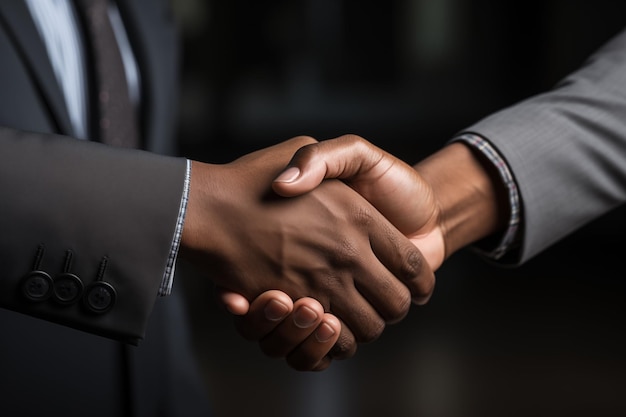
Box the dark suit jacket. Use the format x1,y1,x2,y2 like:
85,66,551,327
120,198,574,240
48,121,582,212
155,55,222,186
0,1,211,415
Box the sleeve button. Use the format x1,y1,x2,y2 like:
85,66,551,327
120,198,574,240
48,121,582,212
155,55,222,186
21,271,54,302
53,273,84,305
84,282,116,314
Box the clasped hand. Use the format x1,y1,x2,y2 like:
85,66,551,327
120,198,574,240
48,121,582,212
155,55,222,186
181,135,443,371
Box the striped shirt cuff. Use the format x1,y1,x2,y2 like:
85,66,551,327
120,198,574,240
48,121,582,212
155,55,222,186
454,133,521,260
159,159,191,296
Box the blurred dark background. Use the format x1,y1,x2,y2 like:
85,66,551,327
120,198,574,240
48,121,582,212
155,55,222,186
171,1,626,416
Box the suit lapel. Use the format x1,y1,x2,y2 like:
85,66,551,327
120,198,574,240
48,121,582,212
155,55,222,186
0,2,74,136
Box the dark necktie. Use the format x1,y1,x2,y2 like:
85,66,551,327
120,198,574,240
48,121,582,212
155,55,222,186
75,0,140,148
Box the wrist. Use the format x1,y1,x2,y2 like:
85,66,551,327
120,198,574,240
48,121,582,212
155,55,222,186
180,160,222,260
414,142,509,258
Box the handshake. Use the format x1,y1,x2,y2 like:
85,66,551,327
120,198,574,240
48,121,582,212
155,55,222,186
181,134,506,371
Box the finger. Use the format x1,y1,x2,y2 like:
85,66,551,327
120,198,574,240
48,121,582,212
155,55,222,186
233,290,294,341
259,297,326,358
350,254,412,325
329,318,357,360
325,225,411,326
367,212,437,306
285,314,341,371
320,191,423,322
272,134,384,197
216,287,250,315
312,262,390,344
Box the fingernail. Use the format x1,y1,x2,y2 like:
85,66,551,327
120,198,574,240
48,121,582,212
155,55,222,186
293,306,318,328
264,299,290,321
274,166,300,183
315,323,336,343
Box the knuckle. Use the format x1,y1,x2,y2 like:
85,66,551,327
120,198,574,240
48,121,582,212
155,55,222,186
386,289,411,323
399,247,425,282
398,248,436,304
329,332,357,360
292,135,319,147
293,142,322,161
353,204,374,228
338,134,383,166
338,134,366,147
328,238,360,268
356,320,385,344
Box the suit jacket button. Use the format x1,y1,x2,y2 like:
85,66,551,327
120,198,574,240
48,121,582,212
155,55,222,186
84,282,116,313
53,273,84,304
21,271,53,301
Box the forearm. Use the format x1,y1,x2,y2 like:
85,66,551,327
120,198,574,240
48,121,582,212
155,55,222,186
413,142,510,259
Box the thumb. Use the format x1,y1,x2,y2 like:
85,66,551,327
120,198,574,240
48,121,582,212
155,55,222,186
272,135,384,197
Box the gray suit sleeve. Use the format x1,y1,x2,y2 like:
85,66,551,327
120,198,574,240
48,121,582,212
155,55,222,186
0,127,187,344
462,28,626,265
